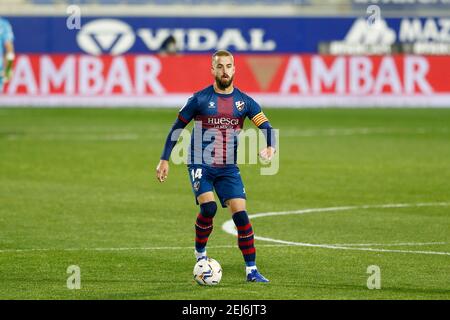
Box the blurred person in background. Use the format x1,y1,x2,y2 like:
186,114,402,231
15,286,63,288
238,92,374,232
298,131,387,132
0,17,14,93
159,35,178,55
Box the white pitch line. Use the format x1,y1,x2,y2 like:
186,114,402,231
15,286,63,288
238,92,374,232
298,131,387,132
282,127,449,137
252,236,450,256
0,244,291,254
0,242,446,254
244,202,450,220
325,242,448,247
5,133,140,141
3,127,448,141
1,203,449,255
222,202,450,256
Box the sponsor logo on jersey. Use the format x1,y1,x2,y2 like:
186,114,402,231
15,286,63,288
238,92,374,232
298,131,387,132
208,101,215,108
207,117,240,126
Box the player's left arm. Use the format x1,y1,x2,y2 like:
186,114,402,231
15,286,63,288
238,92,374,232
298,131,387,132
247,99,276,161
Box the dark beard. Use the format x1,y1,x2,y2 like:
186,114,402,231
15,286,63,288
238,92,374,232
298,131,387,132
215,75,234,90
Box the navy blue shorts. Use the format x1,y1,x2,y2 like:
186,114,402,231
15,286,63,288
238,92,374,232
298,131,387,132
187,164,246,208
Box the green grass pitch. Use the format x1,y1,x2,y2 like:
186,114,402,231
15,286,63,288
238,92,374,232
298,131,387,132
0,107,449,300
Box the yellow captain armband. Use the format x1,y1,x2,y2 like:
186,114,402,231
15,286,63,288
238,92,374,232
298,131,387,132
251,112,269,127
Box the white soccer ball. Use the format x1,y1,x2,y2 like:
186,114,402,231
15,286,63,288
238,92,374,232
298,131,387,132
193,258,222,286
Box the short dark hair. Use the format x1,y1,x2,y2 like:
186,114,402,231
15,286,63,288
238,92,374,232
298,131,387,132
212,50,234,63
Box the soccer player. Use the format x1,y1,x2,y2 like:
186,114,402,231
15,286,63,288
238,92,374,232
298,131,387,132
156,50,276,282
0,17,14,93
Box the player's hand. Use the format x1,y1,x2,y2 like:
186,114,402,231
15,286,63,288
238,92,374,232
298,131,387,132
156,160,169,182
259,146,276,162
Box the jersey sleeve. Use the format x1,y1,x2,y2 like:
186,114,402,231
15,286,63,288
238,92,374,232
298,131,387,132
246,97,269,127
160,118,188,161
178,95,198,124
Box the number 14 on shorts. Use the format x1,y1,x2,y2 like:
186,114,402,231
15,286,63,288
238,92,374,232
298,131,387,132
191,168,203,181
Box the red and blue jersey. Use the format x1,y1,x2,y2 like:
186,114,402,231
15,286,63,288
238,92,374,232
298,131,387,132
161,85,274,167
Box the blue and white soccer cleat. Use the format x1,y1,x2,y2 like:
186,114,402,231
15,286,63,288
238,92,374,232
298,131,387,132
246,269,270,283
195,250,208,262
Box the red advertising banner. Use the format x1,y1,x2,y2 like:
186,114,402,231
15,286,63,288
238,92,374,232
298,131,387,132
1,54,449,107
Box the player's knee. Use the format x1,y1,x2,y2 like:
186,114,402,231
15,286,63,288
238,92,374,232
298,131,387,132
200,201,217,218
226,199,246,214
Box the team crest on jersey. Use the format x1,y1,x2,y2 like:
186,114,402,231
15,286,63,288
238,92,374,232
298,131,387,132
235,101,245,111
193,181,201,192
208,101,215,108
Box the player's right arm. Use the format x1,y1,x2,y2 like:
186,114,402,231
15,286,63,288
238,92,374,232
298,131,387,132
156,95,198,182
